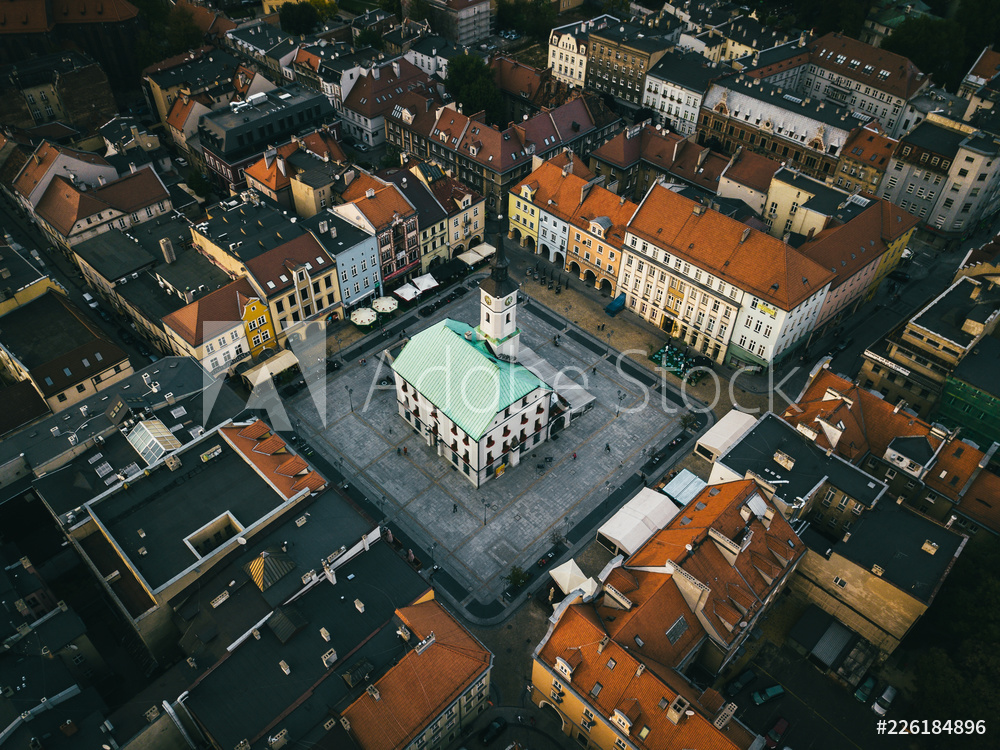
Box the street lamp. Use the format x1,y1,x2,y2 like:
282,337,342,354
606,330,613,355
616,389,626,416
345,386,354,412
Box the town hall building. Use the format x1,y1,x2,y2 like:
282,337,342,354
391,237,565,487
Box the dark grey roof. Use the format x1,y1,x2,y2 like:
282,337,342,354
228,22,295,55
85,436,287,590
410,35,461,59
99,116,142,144
889,435,936,465
22,608,88,653
0,358,239,481
317,47,380,76
182,542,429,750
198,85,334,159
773,168,863,217
590,22,675,55
196,197,307,260
146,50,241,88
0,50,98,89
950,334,1000,397
0,292,113,371
0,236,49,301
899,119,967,158
735,38,808,70
0,684,108,750
828,497,964,603
910,277,1000,349
378,168,447,227
647,49,731,93
718,412,888,509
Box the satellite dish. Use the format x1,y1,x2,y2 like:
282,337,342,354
237,537,247,545
685,710,695,716
685,544,693,551
739,621,748,628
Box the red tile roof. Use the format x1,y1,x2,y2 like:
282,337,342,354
967,46,1000,83
842,124,897,172
243,233,335,297
13,141,111,203
807,32,926,100
342,598,491,750
340,174,417,231
221,420,327,498
296,127,347,164
162,277,260,347
343,59,429,119
34,176,109,237
628,183,835,309
175,0,235,40
720,147,782,193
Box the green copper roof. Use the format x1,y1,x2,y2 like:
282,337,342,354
391,319,547,440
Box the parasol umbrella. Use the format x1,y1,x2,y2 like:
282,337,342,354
372,296,398,314
350,307,377,326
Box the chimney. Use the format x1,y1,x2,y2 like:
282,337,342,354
392,61,400,77
98,174,107,186
129,163,138,174
277,156,286,176
372,66,380,80
740,227,751,243
184,288,194,304
160,237,176,264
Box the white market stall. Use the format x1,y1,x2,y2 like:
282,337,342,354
596,487,682,557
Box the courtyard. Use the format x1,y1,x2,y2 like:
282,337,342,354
287,290,688,612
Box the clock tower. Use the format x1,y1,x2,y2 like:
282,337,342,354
477,226,520,360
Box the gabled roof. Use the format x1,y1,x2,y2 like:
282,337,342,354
798,199,918,289
343,59,430,119
807,32,926,100
162,277,260,347
628,183,834,309
175,0,235,40
842,123,898,171
391,319,548,440
13,141,111,202
296,127,347,163
341,599,491,750
34,176,109,237
244,142,299,192
243,233,334,298
340,174,417,230
721,147,781,193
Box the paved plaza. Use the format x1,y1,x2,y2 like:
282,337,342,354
288,292,685,608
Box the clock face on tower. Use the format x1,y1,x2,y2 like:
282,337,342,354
484,295,492,305
505,296,513,306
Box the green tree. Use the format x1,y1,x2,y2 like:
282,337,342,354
956,0,1000,61
446,55,504,126
408,0,432,23
679,413,699,432
502,565,531,588
308,0,339,20
166,6,203,54
280,1,320,35
881,16,968,91
379,0,402,18
356,27,385,51
794,0,871,38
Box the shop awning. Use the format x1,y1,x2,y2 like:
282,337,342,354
597,488,681,556
457,251,480,267
549,559,599,598
473,242,497,259
242,350,299,387
412,274,439,293
393,283,420,301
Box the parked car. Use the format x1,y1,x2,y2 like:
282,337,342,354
888,270,911,282
751,684,785,705
764,717,789,749
82,292,98,309
479,717,507,744
901,246,914,261
354,142,371,152
872,685,897,716
419,305,436,317
832,337,854,354
725,669,756,697
854,676,876,703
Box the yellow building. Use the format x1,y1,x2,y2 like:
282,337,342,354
508,183,542,250
764,168,851,239
162,278,273,377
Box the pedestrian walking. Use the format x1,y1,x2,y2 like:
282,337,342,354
572,452,577,460
605,442,611,453
403,446,408,455
453,503,458,513
397,447,402,455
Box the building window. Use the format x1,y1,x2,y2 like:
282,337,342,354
833,576,847,589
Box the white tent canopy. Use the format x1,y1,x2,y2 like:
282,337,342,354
412,274,439,293
393,283,420,301
695,409,757,463
549,559,599,598
457,250,481,267
597,487,681,556
473,242,496,259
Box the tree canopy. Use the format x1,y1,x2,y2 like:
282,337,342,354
356,27,385,51
496,0,555,42
279,2,320,36
445,55,504,127
881,17,968,91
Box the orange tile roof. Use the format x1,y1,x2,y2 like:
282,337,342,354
342,175,417,230
958,471,1000,531
244,142,298,192
842,124,897,171
13,141,111,202
798,199,917,290
163,278,259,347
34,176,109,237
275,455,308,477
222,421,327,498
343,59,429,119
253,435,286,455
342,599,491,750
546,150,595,180
297,127,347,164
513,158,592,223
628,183,835,309
91,167,169,213
570,184,638,250
175,0,235,40
538,607,740,750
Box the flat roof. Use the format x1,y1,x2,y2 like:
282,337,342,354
197,198,307,261
0,357,240,477
950,334,1000,397
72,212,191,283
910,277,1000,348
0,236,49,297
719,412,888,509
87,436,287,590
183,542,429,750
146,50,241,88
300,209,375,258
806,498,964,603
900,119,967,158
